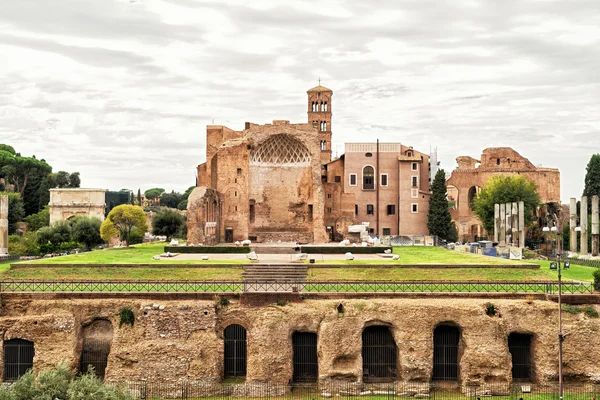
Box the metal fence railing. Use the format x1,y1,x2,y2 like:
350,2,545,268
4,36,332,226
0,280,593,294
119,381,600,400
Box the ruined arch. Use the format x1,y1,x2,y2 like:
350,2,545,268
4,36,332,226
432,323,461,381
447,185,459,210
249,134,311,167
80,319,113,380
362,325,397,382
468,186,481,210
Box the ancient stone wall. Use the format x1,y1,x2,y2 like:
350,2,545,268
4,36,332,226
1,297,598,385
186,187,222,245
447,148,560,242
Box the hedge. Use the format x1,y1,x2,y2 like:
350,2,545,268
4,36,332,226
301,246,392,254
164,246,251,254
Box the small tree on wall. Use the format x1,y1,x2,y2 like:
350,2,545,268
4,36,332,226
427,169,454,240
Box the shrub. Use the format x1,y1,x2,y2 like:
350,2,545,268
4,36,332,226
70,216,103,250
119,307,135,328
562,304,580,314
164,246,251,254
8,232,40,256
593,269,600,291
152,209,185,240
219,297,230,307
583,306,599,318
302,246,393,254
23,206,50,232
485,303,496,316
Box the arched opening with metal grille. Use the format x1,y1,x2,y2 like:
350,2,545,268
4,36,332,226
362,325,397,382
432,324,461,381
80,319,113,380
249,134,311,167
224,324,247,378
508,333,533,381
292,332,318,382
3,339,34,381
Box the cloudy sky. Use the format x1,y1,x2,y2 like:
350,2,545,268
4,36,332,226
1,0,598,202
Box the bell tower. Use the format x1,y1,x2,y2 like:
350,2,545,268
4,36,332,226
307,82,333,165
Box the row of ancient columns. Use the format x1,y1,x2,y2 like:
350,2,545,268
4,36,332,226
570,195,599,256
493,201,525,247
0,195,8,255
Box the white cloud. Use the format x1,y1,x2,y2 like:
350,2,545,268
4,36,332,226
0,0,598,201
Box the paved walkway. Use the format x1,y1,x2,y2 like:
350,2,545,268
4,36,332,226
170,253,385,263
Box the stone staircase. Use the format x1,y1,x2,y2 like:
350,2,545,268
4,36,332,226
242,264,308,282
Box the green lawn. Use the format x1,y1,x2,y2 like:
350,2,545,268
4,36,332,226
14,242,247,265
0,266,243,281
307,260,597,282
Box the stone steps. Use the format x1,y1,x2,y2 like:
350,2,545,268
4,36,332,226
243,264,308,282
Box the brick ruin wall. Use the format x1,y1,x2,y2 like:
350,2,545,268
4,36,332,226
1,297,598,385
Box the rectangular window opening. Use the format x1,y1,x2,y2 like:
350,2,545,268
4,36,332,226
387,205,396,215
380,174,388,186
349,174,357,186
367,204,374,215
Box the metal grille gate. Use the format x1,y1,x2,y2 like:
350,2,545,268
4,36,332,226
3,339,34,381
508,333,532,380
80,339,111,379
292,332,318,382
433,325,460,381
224,324,247,378
362,326,397,382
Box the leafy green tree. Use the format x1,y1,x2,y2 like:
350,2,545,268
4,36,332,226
0,191,25,234
0,152,52,197
8,232,40,256
0,144,16,154
427,169,454,240
177,199,188,210
55,171,70,188
472,175,541,233
137,188,141,205
583,154,600,205
49,221,72,245
152,209,185,240
448,222,459,243
160,190,184,208
70,216,103,249
144,188,165,200
100,205,148,246
24,206,50,231
68,172,81,188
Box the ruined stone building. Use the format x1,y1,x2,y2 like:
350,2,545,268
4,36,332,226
188,85,433,244
446,148,560,242
48,188,107,225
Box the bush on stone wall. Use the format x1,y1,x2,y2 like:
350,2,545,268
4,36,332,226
164,246,251,254
0,362,133,400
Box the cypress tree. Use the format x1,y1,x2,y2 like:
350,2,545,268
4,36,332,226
427,169,453,240
583,154,600,198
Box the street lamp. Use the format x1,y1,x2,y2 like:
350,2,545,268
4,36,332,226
542,223,566,400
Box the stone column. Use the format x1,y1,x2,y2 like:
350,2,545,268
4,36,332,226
592,195,599,257
581,196,588,255
505,203,512,245
569,197,577,253
0,195,8,255
518,201,525,248
499,203,506,245
494,204,500,243
512,202,518,247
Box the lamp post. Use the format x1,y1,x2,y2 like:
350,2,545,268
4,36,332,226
542,222,568,400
